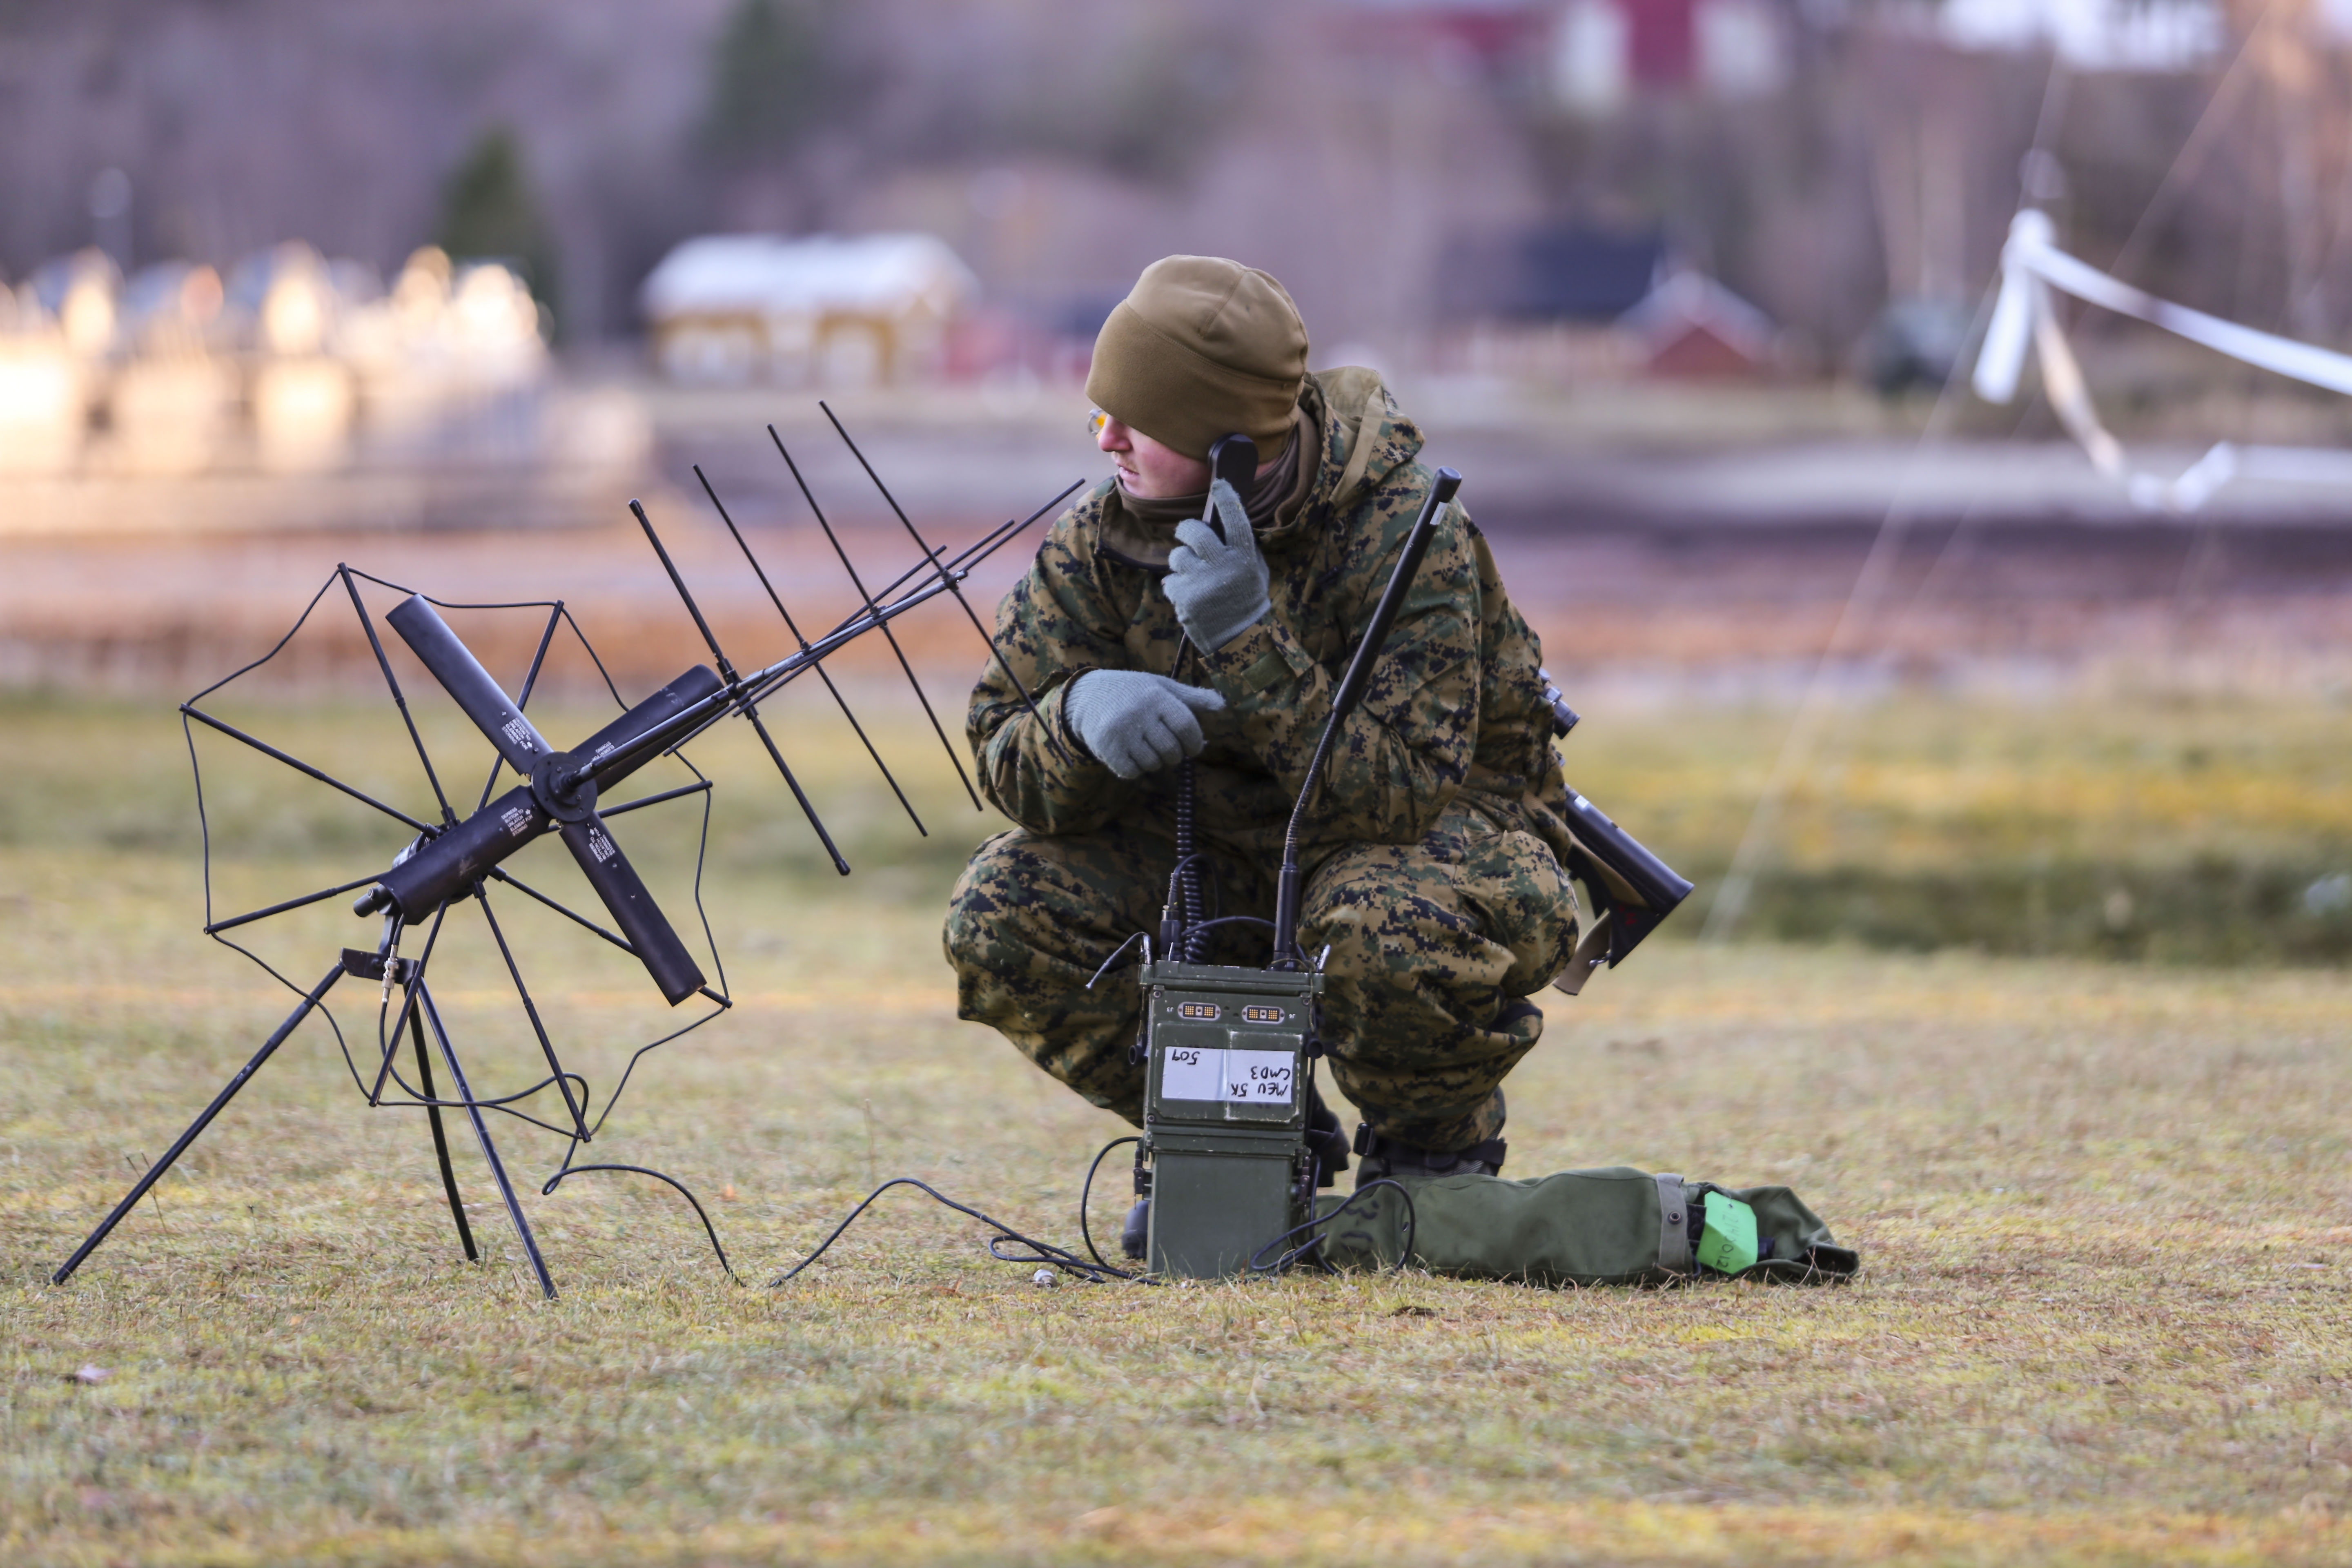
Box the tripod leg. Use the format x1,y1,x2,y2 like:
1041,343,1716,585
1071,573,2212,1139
53,963,345,1285
416,982,557,1299
408,1001,477,1260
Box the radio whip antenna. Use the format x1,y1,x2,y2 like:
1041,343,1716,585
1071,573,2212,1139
1268,468,1461,969
630,499,851,876
692,464,927,837
768,424,983,810
819,401,1072,764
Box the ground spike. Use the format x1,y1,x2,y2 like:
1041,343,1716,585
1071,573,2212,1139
768,424,984,811
692,464,927,837
819,401,1073,765
631,499,852,875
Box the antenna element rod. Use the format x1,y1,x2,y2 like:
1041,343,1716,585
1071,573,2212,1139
819,400,1072,764
768,424,984,811
633,496,851,875
693,463,928,837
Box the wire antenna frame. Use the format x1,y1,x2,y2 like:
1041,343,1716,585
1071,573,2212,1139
52,572,737,1298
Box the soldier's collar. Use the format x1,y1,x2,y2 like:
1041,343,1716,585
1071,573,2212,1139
1096,403,1319,571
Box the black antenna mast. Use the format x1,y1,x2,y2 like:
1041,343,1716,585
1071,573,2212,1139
1268,468,1461,969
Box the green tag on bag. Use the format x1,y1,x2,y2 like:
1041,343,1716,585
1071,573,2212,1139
1697,1191,1760,1274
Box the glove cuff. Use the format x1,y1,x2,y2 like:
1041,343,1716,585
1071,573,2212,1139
1180,593,1272,654
1057,670,1105,765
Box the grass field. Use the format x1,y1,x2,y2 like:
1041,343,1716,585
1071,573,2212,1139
5,691,2352,1566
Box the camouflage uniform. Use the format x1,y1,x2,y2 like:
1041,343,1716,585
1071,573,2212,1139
944,368,1581,1154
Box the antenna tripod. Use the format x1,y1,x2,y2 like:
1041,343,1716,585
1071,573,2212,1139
49,944,563,1292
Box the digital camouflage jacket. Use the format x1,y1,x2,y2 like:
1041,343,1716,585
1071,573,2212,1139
967,367,1577,872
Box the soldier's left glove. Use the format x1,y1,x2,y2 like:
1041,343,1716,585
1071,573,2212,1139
1164,478,1271,652
1062,669,1225,780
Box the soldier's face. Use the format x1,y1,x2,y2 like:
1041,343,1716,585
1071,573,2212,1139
1096,414,1210,499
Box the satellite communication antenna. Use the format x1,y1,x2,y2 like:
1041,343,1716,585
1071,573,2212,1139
51,409,1080,1298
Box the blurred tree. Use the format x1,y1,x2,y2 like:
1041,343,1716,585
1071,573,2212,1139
1082,28,1239,181
700,0,837,167
436,125,560,330
958,8,1242,185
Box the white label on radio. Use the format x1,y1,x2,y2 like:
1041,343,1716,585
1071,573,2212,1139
1223,1049,1295,1104
1159,1045,1224,1101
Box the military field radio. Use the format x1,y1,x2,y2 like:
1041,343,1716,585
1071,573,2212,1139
1127,443,1695,1280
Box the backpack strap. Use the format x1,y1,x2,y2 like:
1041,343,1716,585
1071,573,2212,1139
1330,381,1391,512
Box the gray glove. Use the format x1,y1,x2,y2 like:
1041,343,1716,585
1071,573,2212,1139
1063,669,1226,780
1164,478,1271,652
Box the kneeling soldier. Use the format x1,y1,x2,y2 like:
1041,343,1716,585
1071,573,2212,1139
944,254,1585,1224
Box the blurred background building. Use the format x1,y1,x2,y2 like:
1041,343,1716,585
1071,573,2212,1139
4,0,2332,404
642,232,978,386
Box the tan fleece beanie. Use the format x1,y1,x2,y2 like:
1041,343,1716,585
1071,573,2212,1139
1085,256,1310,459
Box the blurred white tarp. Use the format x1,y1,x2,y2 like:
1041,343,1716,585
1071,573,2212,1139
1975,208,2352,513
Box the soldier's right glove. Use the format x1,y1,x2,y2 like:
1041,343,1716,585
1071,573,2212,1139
1062,670,1225,779
1164,479,1272,651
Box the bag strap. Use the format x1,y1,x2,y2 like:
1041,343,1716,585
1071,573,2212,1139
1654,1172,1692,1276
1330,382,1390,512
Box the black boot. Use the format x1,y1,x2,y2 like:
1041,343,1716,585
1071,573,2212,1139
1304,1085,1350,1190
1353,1124,1508,1188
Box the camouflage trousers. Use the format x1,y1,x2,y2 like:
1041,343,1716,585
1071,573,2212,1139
942,798,1578,1153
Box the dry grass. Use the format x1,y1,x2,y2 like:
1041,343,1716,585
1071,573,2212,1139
5,695,2352,1565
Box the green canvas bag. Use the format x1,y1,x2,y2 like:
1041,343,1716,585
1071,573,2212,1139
1307,1166,1858,1286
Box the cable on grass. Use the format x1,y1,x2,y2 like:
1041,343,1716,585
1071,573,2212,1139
541,1162,738,1280
769,1176,1144,1287
1079,1136,1141,1271
1249,1178,1418,1277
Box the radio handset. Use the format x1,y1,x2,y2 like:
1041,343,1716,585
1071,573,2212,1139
1201,433,1259,541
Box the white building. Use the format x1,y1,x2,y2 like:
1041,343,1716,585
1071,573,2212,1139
640,232,980,388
